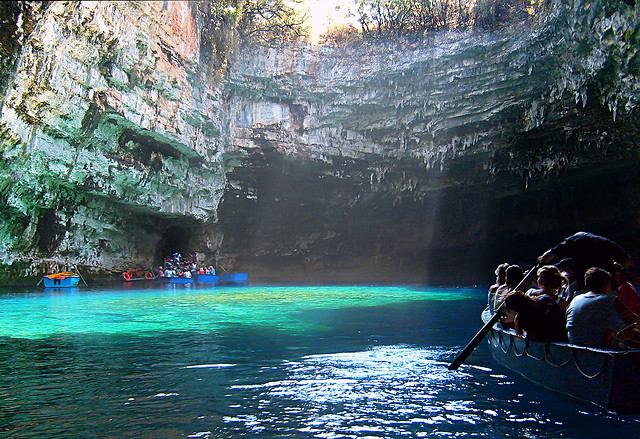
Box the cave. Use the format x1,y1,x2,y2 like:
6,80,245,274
156,225,193,264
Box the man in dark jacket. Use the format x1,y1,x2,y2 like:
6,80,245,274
538,232,633,288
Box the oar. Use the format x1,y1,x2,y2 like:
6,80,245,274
448,264,539,370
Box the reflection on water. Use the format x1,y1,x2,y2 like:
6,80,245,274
0,285,638,438
221,345,566,438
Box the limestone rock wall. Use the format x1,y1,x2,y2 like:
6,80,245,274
219,0,640,283
0,1,226,281
0,0,638,284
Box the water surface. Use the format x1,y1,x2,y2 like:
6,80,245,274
0,284,638,438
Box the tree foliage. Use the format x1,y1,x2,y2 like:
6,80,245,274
353,0,550,37
197,0,308,77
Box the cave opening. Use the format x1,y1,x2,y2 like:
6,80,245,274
156,225,193,264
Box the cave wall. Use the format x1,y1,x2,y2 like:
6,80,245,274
0,1,226,282
219,0,640,283
0,0,638,284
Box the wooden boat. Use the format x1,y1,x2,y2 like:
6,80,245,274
482,308,640,414
42,272,81,288
218,273,248,285
196,274,219,284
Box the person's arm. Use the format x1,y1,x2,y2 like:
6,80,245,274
538,250,556,265
615,297,640,325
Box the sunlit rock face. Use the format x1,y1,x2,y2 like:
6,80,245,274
0,1,226,281
0,0,639,284
221,1,640,283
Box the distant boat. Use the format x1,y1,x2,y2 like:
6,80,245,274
42,272,81,288
196,274,219,284
218,273,248,285
169,277,194,284
482,308,640,414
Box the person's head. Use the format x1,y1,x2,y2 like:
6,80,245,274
495,262,509,284
611,261,629,284
584,267,612,294
505,265,524,287
536,265,568,292
504,290,536,314
555,258,576,280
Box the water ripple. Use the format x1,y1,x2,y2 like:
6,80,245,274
223,345,535,437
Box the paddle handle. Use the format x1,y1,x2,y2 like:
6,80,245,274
448,311,502,370
447,264,540,370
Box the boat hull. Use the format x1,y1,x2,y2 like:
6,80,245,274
169,277,193,284
196,274,219,284
42,276,80,288
218,273,248,285
482,308,640,413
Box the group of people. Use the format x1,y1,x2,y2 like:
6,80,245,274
488,232,640,349
159,252,216,279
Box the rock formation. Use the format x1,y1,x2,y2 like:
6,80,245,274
0,0,638,285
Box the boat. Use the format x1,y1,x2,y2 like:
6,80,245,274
42,272,81,288
218,273,248,285
481,307,640,414
169,277,194,284
196,274,219,284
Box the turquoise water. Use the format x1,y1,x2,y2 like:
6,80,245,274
0,285,472,339
0,284,638,438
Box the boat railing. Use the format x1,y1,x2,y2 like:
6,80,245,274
483,307,640,380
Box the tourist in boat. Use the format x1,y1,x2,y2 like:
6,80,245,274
566,267,640,348
526,265,570,312
183,269,192,279
504,290,568,342
612,262,640,316
538,231,633,288
493,264,524,329
555,258,580,303
488,262,509,313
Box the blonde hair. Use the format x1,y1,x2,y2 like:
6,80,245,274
537,265,568,292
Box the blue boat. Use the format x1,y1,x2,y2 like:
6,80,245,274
42,272,81,288
196,274,219,284
218,273,248,285
482,308,640,414
169,277,194,284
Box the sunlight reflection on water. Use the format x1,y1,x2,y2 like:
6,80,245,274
223,345,547,438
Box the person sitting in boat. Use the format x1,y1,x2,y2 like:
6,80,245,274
493,264,524,329
208,265,216,275
158,266,165,277
164,267,173,278
198,267,205,275
566,267,640,348
555,258,580,303
488,262,509,313
526,265,570,312
183,269,192,279
538,232,633,289
504,290,568,342
612,262,640,316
